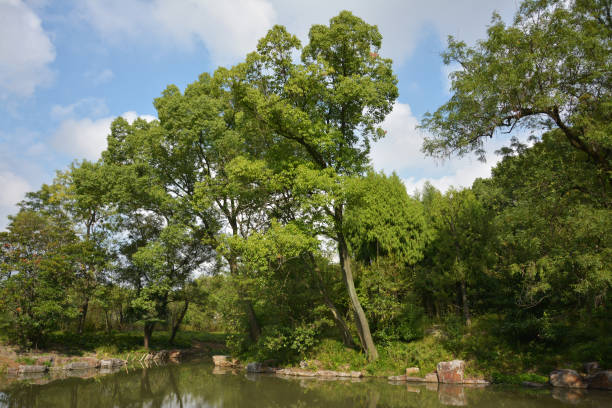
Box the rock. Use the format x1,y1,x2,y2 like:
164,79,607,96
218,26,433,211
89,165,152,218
438,384,467,406
350,371,363,378
100,358,124,368
65,362,91,370
583,361,600,375
388,375,406,382
549,369,588,388
462,378,490,385
406,376,426,382
406,367,419,375
18,365,47,373
436,360,465,384
212,355,236,368
522,381,547,388
169,350,182,360
586,370,612,390
425,372,439,383
317,370,341,377
246,362,264,373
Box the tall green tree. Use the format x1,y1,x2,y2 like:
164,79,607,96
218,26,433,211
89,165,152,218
422,0,611,177
233,11,398,361
0,211,80,347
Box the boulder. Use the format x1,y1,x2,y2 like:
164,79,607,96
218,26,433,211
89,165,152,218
212,355,236,368
388,374,406,382
587,370,612,390
100,358,124,368
65,362,92,370
406,367,419,375
18,365,47,373
425,372,439,383
406,376,426,382
246,362,264,373
350,371,363,378
549,369,588,388
583,362,599,375
436,360,465,384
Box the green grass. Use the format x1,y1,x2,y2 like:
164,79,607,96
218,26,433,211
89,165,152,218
15,356,37,365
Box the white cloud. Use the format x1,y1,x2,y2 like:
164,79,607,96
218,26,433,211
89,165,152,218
79,1,515,66
371,102,507,194
52,111,156,161
50,97,108,120
80,0,276,65
0,171,31,230
269,0,517,65
0,0,55,98
85,68,114,85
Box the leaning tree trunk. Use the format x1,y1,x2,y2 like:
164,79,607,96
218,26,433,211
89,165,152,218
336,210,378,361
243,298,261,342
77,298,89,334
169,300,190,345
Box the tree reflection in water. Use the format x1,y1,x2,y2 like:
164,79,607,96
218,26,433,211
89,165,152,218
1,362,611,408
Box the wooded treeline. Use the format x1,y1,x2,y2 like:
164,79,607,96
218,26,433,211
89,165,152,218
1,0,610,366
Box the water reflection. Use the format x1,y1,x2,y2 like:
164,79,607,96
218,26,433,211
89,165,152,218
1,362,610,408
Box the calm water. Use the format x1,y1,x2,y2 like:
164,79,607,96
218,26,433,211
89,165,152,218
1,360,610,407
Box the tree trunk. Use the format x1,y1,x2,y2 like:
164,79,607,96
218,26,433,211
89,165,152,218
243,299,261,342
77,298,89,334
309,254,355,348
169,300,189,345
336,214,378,361
460,280,471,327
104,310,112,335
144,322,155,349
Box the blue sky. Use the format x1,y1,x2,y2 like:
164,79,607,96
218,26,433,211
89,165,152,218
0,0,519,229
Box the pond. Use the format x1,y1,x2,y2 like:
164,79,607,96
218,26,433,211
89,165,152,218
1,360,610,407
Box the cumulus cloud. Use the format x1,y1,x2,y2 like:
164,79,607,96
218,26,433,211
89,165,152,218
52,111,156,161
0,171,31,230
80,0,276,65
371,102,507,194
0,0,55,98
78,0,515,66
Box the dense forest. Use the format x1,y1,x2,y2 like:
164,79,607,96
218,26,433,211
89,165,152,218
1,0,610,377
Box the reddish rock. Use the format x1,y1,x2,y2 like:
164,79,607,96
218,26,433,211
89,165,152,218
406,367,419,375
587,370,611,390
436,360,465,384
212,355,237,368
549,369,588,389
425,372,439,383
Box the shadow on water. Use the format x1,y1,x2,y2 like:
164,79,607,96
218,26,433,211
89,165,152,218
1,362,611,408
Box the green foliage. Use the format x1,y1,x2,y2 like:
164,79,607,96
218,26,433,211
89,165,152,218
421,0,612,174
